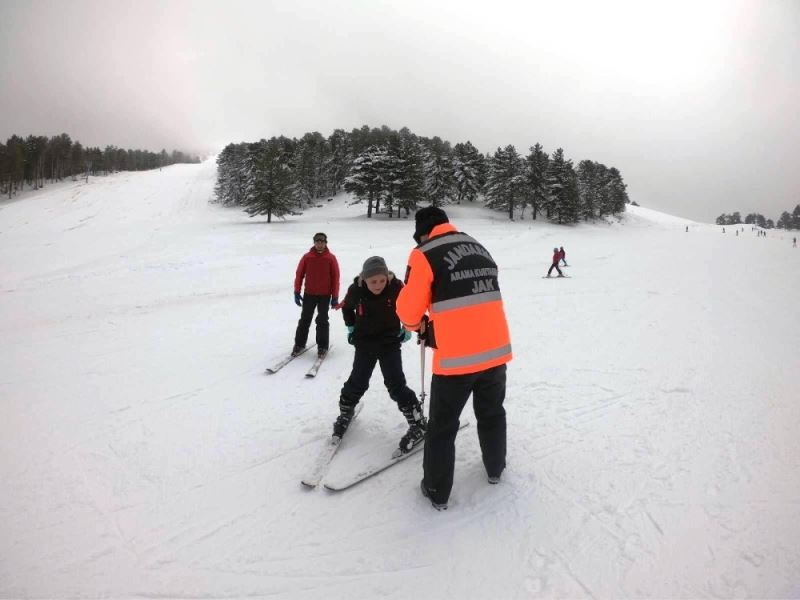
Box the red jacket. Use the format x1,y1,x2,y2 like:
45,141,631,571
552,250,560,265
294,247,340,297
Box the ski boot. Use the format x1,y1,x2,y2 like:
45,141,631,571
332,401,355,439
291,344,304,357
398,402,427,454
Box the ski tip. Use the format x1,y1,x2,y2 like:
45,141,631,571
300,480,318,489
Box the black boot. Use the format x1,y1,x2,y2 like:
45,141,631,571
398,401,426,454
420,479,447,511
332,400,356,438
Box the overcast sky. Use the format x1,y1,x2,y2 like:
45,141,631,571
1,0,798,221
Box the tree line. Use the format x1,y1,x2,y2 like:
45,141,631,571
715,205,800,230
0,133,201,199
213,125,629,223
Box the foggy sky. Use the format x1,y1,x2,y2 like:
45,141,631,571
1,0,798,222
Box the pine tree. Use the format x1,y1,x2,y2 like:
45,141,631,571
577,160,600,221
241,138,295,222
326,129,351,196
523,144,549,220
344,146,387,218
295,131,328,200
423,148,454,208
605,167,628,215
485,145,525,219
452,141,483,204
546,148,578,223
776,211,792,229
393,130,424,216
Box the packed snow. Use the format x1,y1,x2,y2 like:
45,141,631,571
1,160,798,599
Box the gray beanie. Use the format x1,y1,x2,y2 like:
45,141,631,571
361,256,389,279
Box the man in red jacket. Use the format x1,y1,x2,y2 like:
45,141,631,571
293,232,340,357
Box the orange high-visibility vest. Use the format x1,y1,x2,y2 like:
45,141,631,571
396,223,512,376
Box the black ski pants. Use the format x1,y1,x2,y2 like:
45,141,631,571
294,294,330,350
340,345,417,413
422,364,507,504
547,262,563,276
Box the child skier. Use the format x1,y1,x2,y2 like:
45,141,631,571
559,246,568,266
334,256,426,453
546,247,564,277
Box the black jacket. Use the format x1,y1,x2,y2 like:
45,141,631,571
341,274,404,351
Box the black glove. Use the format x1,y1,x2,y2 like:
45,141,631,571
294,292,303,307
330,297,339,308
346,325,355,345
416,315,430,344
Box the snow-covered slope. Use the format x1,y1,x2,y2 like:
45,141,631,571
1,162,798,598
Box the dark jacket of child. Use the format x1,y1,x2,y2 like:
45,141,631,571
341,273,404,353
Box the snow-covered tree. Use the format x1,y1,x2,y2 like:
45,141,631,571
523,143,549,220
452,141,483,204
326,129,351,196
241,138,296,223
344,146,388,218
423,148,454,207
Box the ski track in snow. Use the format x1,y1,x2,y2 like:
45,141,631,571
1,162,799,598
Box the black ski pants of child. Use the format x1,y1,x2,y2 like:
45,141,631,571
547,262,563,276
340,345,417,413
294,294,330,350
422,364,507,504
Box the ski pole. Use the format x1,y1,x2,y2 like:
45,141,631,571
419,340,427,412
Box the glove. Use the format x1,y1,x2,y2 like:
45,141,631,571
416,315,430,344
294,292,303,307
330,297,338,309
399,328,412,343
346,325,355,345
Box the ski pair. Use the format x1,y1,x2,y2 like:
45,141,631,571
323,420,470,491
300,403,365,488
301,404,466,491
265,344,331,378
302,342,470,491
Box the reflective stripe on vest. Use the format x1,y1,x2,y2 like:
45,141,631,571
419,233,477,252
439,343,513,369
432,290,503,313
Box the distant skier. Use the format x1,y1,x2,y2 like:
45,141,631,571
794,237,797,247
333,256,425,451
546,247,564,277
292,232,340,358
559,246,568,267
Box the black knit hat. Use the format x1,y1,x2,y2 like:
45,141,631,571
413,206,449,244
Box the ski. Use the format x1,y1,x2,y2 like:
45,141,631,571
305,345,332,378
265,344,316,374
323,420,470,492
301,403,364,488
542,275,570,279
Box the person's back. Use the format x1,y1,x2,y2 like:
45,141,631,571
397,207,512,510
